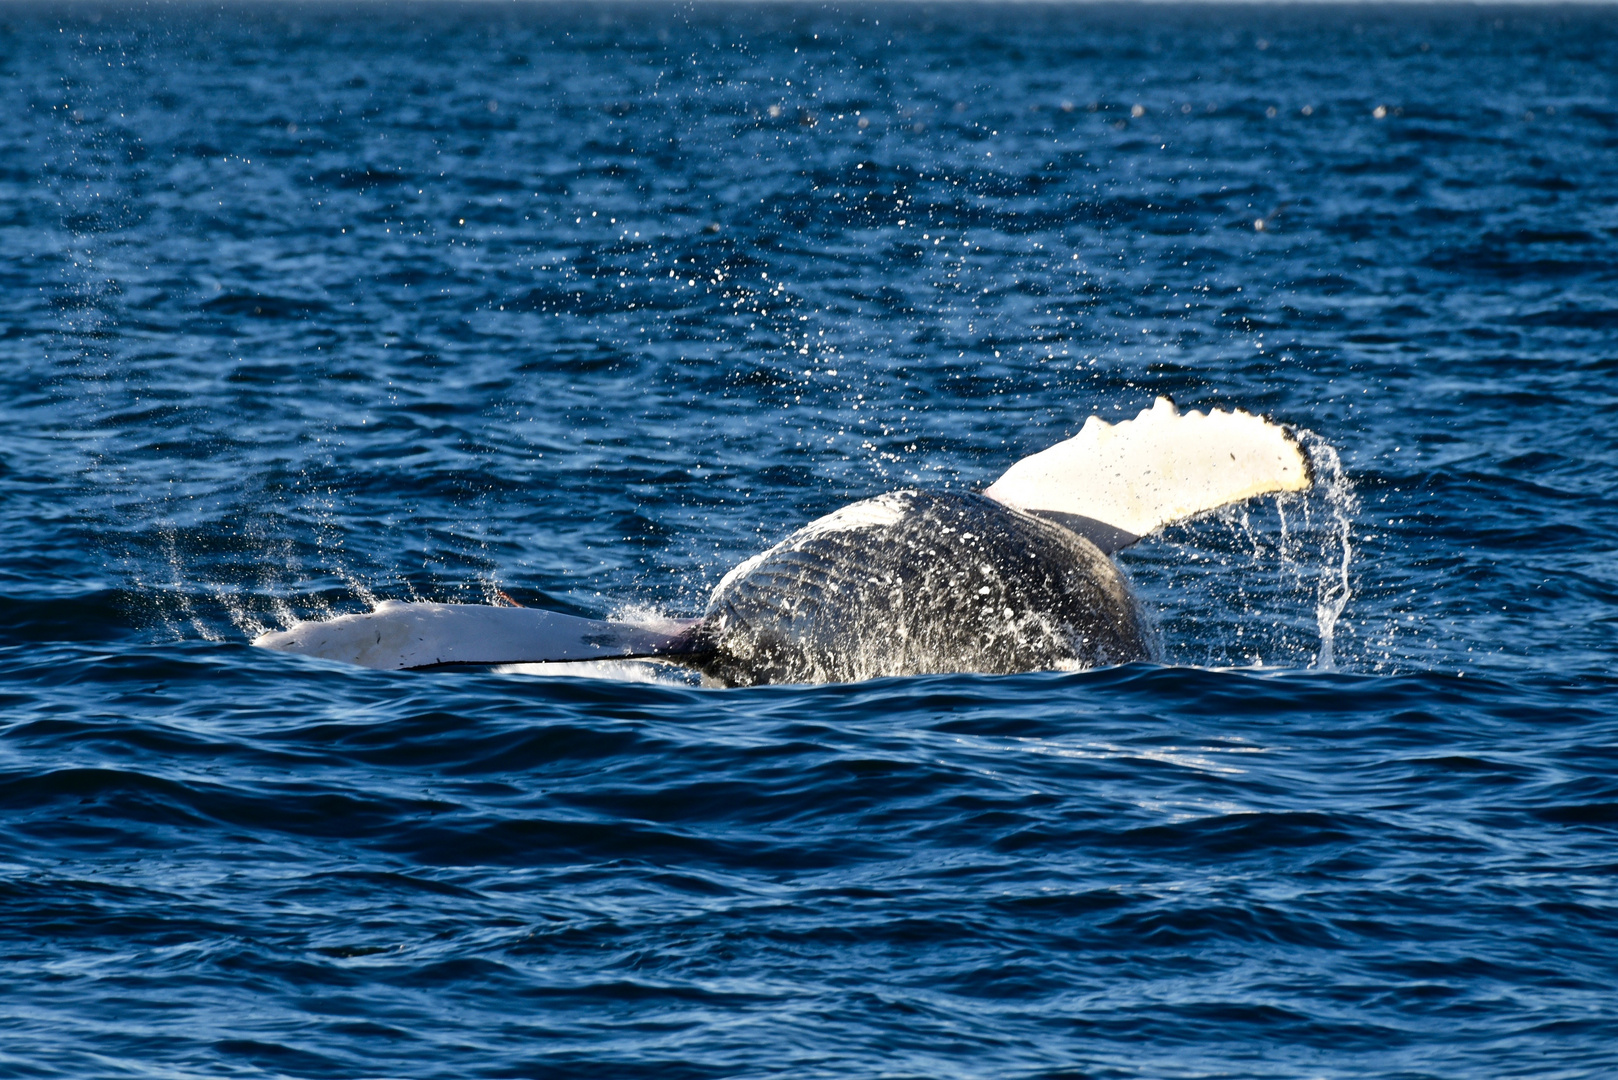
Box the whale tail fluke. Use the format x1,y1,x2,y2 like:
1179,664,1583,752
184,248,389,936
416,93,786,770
983,397,1311,553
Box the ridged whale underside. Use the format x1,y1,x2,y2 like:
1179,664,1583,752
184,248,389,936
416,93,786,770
690,490,1149,687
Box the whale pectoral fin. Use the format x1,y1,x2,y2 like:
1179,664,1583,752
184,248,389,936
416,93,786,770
983,397,1311,547
253,601,701,671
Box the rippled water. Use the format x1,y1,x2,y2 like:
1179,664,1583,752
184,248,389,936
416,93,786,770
3,3,1616,1076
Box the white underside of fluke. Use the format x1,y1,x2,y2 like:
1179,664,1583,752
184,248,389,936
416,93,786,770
252,600,693,671
983,396,1310,541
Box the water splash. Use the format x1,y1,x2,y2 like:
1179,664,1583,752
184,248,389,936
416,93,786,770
1297,433,1358,671
1118,426,1361,672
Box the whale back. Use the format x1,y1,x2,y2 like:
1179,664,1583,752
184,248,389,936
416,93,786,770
690,490,1148,687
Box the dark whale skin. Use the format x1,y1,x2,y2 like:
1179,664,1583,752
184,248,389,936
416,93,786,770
686,490,1150,687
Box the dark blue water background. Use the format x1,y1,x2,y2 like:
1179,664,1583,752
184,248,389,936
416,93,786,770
2,3,1616,1076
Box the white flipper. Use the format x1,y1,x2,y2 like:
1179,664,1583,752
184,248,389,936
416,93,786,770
253,600,695,671
984,397,1310,550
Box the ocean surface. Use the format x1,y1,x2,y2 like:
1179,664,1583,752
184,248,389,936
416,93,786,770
3,2,1617,1076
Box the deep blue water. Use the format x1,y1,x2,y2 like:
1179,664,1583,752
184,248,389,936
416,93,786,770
3,3,1617,1076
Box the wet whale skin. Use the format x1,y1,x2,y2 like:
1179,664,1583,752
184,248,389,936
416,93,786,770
691,491,1149,687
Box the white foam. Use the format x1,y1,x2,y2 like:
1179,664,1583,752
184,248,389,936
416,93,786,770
494,659,690,684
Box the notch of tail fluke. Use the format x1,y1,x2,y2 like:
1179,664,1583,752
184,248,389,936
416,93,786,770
983,397,1311,552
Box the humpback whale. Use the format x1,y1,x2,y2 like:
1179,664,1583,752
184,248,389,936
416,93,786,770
254,398,1311,685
